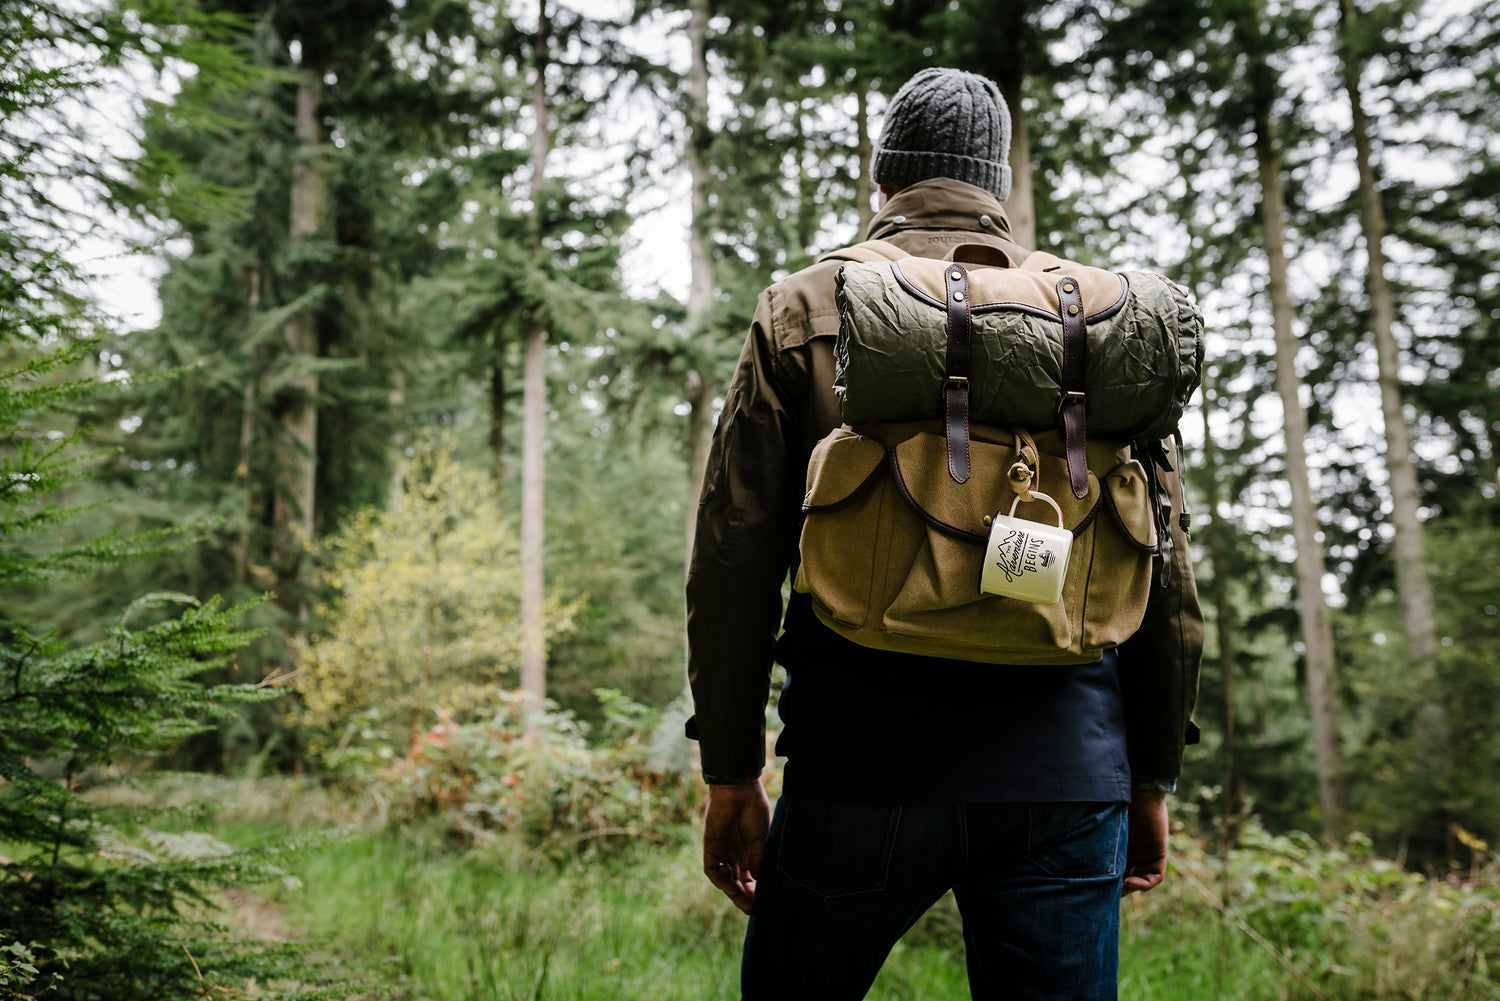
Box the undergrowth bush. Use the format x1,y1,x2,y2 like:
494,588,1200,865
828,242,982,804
1125,821,1500,1000
878,818,1500,1000
373,689,702,860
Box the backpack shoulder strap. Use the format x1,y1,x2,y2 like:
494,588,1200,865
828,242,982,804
816,239,909,265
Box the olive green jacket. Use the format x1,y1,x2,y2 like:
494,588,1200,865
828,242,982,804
684,178,1203,785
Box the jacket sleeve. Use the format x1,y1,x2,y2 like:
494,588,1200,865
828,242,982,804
1115,435,1204,783
684,292,801,783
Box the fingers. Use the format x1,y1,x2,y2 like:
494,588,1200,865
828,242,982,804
1121,855,1167,896
704,855,757,914
1121,869,1165,895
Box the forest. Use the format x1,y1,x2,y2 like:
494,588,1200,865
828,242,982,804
3,0,1498,998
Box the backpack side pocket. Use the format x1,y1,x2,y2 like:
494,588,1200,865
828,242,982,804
794,428,889,628
1079,456,1157,649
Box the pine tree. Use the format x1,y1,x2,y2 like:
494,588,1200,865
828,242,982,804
0,4,338,995
120,0,495,627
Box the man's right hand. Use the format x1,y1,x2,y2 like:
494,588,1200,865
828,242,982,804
702,779,771,915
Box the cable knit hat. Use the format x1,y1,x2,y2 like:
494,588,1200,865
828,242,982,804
872,67,1012,201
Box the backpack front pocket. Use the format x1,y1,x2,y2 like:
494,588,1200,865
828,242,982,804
795,425,1155,665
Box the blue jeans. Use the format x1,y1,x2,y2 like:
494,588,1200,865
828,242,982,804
742,796,1127,1001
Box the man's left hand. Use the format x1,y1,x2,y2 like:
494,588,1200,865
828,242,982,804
1122,787,1168,895
702,779,770,915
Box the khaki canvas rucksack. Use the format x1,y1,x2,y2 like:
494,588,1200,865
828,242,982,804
792,240,1203,665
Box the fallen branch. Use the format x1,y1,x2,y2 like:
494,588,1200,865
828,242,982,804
571,825,666,843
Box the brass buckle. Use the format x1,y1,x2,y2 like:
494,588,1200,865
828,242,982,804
1057,390,1085,414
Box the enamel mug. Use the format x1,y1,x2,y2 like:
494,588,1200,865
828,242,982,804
979,491,1072,606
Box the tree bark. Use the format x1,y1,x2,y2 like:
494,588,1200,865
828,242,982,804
388,367,407,510
1201,374,1242,840
794,99,815,260
489,326,506,490
976,5,1034,249
683,0,714,565
519,0,551,702
1338,0,1438,677
854,84,874,237
273,73,324,623
1241,11,1348,841
235,265,261,584
684,370,711,561
1001,74,1035,249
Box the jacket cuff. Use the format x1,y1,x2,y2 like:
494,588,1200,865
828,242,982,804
1125,727,1194,785
684,714,765,784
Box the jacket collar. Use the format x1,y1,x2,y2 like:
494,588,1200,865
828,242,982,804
866,178,1015,242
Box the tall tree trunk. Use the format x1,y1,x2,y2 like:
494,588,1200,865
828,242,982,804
1338,0,1439,678
489,327,506,489
1001,74,1035,249
1241,12,1348,841
854,84,874,237
235,266,261,584
794,99,815,260
684,370,711,563
683,0,714,565
273,73,324,623
1201,373,1243,841
388,367,407,510
519,1,551,702
1339,0,1448,821
977,6,1034,248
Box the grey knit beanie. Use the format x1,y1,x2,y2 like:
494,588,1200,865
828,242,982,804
872,67,1012,201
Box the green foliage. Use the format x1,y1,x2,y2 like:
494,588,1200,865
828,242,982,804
539,405,693,716
297,443,577,752
0,1,354,992
0,942,42,996
0,341,350,998
1122,824,1500,1001
1342,514,1500,857
373,689,701,862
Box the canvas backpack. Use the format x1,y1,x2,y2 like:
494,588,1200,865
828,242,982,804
791,239,1204,665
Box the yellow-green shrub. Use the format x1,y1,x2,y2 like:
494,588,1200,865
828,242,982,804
297,445,578,753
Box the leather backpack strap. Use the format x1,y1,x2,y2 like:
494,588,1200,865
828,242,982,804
816,238,909,264
944,264,974,484
1056,276,1090,499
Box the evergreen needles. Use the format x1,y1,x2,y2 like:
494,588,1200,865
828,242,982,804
0,345,339,999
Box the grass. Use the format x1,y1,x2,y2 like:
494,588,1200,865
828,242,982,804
116,775,1500,1001
266,832,742,1000
260,829,982,1001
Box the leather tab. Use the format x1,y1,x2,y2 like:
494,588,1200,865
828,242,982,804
1057,277,1089,499
944,265,973,484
